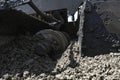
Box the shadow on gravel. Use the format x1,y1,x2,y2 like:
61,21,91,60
0,52,56,78
68,42,80,68
0,37,59,79
54,41,80,74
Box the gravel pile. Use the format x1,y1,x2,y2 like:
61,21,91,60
0,36,120,80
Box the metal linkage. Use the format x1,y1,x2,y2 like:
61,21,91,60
27,1,60,24
77,0,87,56
0,0,61,28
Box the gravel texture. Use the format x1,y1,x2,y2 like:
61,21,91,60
0,36,120,80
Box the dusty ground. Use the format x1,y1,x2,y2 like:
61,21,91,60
0,36,120,80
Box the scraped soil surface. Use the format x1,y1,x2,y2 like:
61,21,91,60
0,36,120,80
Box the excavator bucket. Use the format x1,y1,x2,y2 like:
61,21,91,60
82,0,120,56
0,9,52,36
92,0,120,36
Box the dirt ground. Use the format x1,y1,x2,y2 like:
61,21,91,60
0,36,120,80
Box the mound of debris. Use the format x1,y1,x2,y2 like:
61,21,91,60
0,35,120,80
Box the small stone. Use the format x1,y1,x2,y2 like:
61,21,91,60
40,73,46,77
55,74,61,78
69,75,74,79
3,74,12,80
64,75,70,79
23,71,30,78
55,74,64,79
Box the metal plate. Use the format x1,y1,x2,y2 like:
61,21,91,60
16,0,83,15
82,0,120,56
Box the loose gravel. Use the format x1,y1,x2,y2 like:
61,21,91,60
0,36,120,80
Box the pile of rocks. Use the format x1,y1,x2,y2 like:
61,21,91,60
0,36,120,80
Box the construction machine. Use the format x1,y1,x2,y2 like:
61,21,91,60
0,0,120,57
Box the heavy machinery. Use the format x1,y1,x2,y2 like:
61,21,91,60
0,0,120,57
82,0,120,56
0,0,83,57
